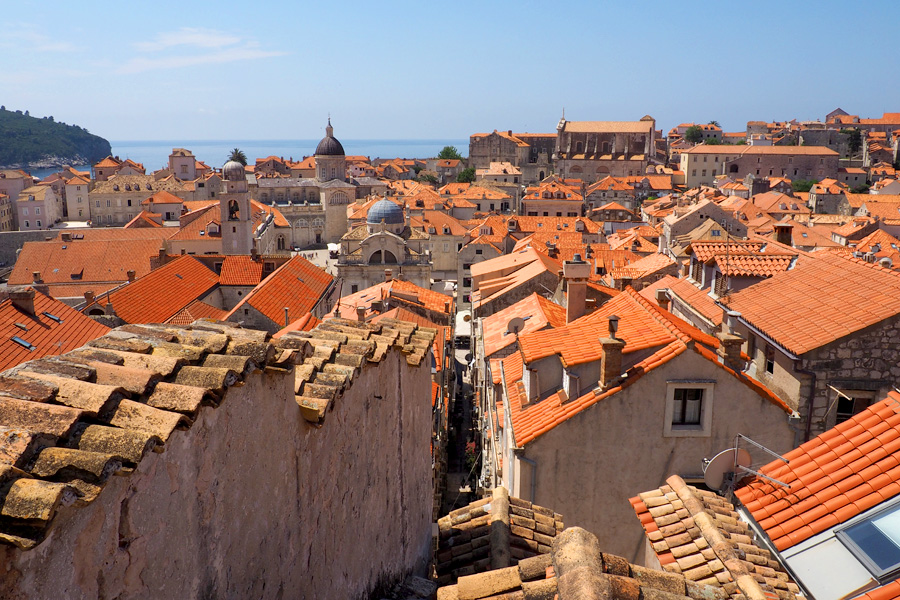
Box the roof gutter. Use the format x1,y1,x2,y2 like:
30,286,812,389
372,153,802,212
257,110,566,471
714,303,800,362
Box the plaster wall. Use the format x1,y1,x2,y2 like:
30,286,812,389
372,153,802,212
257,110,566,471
0,346,433,599
512,349,794,563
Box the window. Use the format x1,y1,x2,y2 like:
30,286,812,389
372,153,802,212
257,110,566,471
96,201,100,208
475,249,482,255
835,391,874,424
351,284,358,294
107,200,111,207
664,381,714,437
127,199,132,207
22,208,28,216
764,344,775,374
34,207,40,215
24,220,29,228
836,499,900,581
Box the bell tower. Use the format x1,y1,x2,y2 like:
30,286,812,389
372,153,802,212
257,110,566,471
220,160,253,255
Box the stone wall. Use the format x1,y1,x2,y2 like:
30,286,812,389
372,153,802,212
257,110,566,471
0,229,57,267
801,315,900,439
0,319,434,599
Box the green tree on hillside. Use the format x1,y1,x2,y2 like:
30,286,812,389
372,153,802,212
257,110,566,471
228,148,248,166
438,146,463,160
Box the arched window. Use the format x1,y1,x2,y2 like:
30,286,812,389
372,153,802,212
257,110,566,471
331,192,349,205
277,235,285,250
369,250,398,264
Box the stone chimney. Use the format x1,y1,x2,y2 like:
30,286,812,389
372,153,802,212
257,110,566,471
158,247,166,262
774,222,794,247
718,310,745,372
356,306,366,322
251,247,259,261
32,271,42,284
84,291,95,305
384,269,393,282
563,254,591,323
127,270,136,282
655,288,670,311
8,287,35,315
546,242,559,259
444,300,451,314
599,315,625,389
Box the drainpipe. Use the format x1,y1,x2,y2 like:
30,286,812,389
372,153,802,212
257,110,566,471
515,450,537,504
795,361,817,444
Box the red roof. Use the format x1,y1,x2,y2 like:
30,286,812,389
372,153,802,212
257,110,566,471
106,256,220,324
231,255,333,326
330,279,452,321
481,293,566,357
503,288,791,446
0,289,110,371
164,299,229,326
724,252,900,355
273,312,320,337
736,392,900,552
219,256,264,286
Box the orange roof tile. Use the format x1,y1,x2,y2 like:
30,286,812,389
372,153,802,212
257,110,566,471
106,256,220,324
330,279,453,321
641,276,723,326
164,299,229,325
219,256,264,286
736,392,900,551
0,289,110,371
272,312,320,337
723,252,900,355
481,293,566,357
232,255,333,326
504,288,790,446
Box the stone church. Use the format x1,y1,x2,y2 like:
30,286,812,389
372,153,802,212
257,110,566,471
252,120,387,247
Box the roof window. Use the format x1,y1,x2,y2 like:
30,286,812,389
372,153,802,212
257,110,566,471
11,336,35,351
836,498,900,582
41,312,62,323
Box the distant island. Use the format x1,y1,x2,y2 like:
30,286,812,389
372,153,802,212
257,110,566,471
0,106,111,169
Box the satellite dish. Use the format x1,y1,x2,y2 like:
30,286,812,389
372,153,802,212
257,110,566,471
506,317,526,335
464,353,473,363
703,447,751,492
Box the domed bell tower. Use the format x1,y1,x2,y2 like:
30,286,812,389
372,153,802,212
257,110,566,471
220,160,253,255
315,118,346,182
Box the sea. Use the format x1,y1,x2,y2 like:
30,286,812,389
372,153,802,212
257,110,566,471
27,139,469,180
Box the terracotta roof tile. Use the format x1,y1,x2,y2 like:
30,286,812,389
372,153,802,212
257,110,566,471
218,256,264,286
106,256,220,324
737,392,900,551
723,252,900,355
632,476,801,599
481,293,566,358
230,255,333,326
0,289,111,371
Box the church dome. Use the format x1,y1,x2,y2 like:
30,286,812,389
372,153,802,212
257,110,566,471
367,199,404,225
315,119,345,156
222,160,245,181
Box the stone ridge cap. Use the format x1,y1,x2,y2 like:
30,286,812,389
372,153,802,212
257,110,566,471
0,316,435,551
666,475,770,600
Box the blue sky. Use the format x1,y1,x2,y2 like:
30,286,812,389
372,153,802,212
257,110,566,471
3,0,898,141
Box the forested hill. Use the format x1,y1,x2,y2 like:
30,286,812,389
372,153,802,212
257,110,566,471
0,107,111,169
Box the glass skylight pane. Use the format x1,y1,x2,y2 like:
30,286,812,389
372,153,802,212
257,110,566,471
873,509,900,548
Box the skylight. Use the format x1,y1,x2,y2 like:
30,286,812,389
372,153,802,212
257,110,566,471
41,312,62,323
11,336,35,351
837,499,900,581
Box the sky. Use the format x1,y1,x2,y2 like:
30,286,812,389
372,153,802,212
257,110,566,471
3,0,899,141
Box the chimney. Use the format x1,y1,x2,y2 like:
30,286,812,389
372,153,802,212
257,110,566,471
180,248,186,255
546,242,559,258
104,301,115,316
8,287,35,315
158,247,166,262
599,315,625,389
563,254,591,323
284,307,290,327
444,300,451,313
384,269,393,282
356,306,366,322
127,270,136,282
718,310,744,372
32,271,42,284
774,222,794,247
84,291,95,305
655,288,670,311
251,246,259,261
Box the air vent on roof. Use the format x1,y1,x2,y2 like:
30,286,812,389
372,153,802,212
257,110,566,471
14,323,27,331
41,312,62,323
175,274,183,279
11,336,35,351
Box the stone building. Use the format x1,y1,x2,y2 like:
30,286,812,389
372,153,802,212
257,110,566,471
680,145,840,188
337,196,432,292
16,184,61,230
554,116,658,182
480,287,795,559
468,130,555,184
0,317,435,599
88,175,185,226
722,251,900,443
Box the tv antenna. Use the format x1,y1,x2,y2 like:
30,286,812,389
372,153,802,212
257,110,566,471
702,434,790,496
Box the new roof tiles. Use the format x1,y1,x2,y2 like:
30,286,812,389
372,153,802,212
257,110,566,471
723,252,900,355
0,289,110,372
105,255,220,324
481,294,566,358
736,392,900,552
